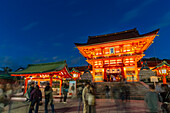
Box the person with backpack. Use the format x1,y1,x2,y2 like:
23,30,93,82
44,83,54,113
29,85,42,113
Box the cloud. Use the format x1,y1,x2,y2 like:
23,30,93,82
0,56,20,70
70,57,81,66
120,0,155,23
52,56,58,60
52,43,62,47
22,22,39,31
33,58,48,63
151,11,170,29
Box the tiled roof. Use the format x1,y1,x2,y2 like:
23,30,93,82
75,28,159,46
69,68,80,73
0,72,14,79
11,61,67,74
152,61,170,70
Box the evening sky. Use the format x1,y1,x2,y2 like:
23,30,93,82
0,0,170,70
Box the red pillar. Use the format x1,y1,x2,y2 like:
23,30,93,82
50,74,53,87
24,78,28,94
162,75,167,84
59,79,62,95
38,80,40,86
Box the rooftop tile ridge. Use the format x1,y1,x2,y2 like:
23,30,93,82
88,28,138,39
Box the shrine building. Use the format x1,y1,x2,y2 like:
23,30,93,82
75,28,159,82
11,61,72,94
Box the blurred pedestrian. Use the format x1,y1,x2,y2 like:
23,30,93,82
125,84,130,102
0,84,5,112
29,85,42,113
107,75,110,82
120,85,126,102
44,83,54,113
63,83,68,103
145,84,159,113
27,82,35,101
155,82,163,93
77,84,83,113
112,85,121,112
4,84,13,113
105,85,110,98
88,85,96,113
28,82,35,113
158,84,170,113
82,82,90,113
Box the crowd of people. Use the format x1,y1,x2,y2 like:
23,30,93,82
0,83,13,113
0,81,170,113
26,82,54,113
145,83,170,113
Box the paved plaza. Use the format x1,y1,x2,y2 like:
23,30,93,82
2,97,162,113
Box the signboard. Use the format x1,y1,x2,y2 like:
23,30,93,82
150,76,158,82
69,81,76,94
109,47,115,54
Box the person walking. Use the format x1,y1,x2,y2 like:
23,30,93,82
82,82,90,113
88,85,96,113
63,83,68,103
27,82,35,100
158,84,170,113
4,84,13,113
29,85,42,113
0,84,5,113
77,84,83,113
145,84,159,113
105,85,110,98
27,82,35,113
125,84,130,102
44,83,54,113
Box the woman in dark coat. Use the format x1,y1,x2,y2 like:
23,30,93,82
29,85,42,113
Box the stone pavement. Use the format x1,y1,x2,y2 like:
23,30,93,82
2,98,162,113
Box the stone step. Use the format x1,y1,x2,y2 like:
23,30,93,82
94,82,149,99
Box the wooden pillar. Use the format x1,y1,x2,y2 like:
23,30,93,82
59,79,62,95
24,77,28,94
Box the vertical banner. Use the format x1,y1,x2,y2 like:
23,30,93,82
69,81,76,95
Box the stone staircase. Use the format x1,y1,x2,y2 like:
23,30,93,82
94,82,149,100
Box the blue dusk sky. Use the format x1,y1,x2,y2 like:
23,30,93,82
0,0,170,70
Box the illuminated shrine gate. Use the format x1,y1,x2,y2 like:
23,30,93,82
11,61,72,94
75,28,159,82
